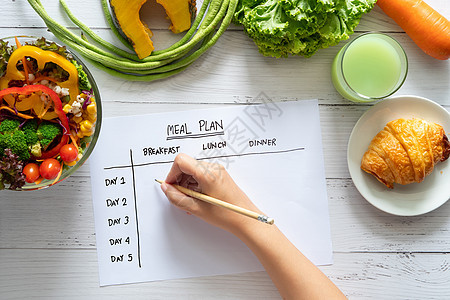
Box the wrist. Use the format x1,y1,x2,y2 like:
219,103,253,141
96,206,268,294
231,214,278,245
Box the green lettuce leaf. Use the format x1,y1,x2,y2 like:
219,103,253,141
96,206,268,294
0,39,13,77
72,59,92,91
30,37,74,60
234,0,376,58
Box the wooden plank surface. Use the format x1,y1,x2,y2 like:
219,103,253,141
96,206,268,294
1,0,449,299
1,250,449,299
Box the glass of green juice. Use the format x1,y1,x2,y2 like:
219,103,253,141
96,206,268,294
331,32,408,103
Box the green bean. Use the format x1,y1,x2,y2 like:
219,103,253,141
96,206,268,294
26,0,237,82
146,0,229,61
28,0,130,62
139,0,237,75
151,0,211,56
60,0,140,61
100,0,134,51
129,31,216,75
63,0,221,63
87,58,191,81
50,29,177,71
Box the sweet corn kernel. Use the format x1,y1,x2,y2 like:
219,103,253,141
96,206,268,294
80,120,93,130
80,124,94,135
65,160,77,167
77,131,85,138
80,124,90,133
63,104,71,114
86,103,96,115
73,116,83,123
87,114,97,123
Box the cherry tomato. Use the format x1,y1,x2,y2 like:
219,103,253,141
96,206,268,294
39,158,61,180
60,144,79,163
23,163,40,183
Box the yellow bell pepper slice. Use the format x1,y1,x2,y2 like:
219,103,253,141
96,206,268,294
0,45,79,105
32,97,59,120
3,93,40,111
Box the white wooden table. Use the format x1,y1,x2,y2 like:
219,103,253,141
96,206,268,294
1,1,449,299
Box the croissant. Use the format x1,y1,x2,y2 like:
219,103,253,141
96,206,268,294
361,118,450,188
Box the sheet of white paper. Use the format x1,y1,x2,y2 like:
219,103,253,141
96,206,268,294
89,99,332,286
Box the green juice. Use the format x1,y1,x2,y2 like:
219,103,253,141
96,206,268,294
331,33,407,102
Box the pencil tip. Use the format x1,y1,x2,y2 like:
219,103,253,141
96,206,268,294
155,179,162,184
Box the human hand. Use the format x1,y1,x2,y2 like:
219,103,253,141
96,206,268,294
161,154,346,300
160,153,263,234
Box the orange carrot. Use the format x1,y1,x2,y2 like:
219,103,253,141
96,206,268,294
14,36,31,84
0,106,35,119
69,133,79,147
34,177,44,185
377,0,450,60
30,76,60,85
14,36,21,47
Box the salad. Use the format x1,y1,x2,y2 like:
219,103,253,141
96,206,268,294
0,37,99,190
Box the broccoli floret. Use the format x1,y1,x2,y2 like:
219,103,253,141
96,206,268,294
24,129,39,146
0,119,20,133
0,130,30,161
0,119,62,160
0,119,42,161
22,119,38,131
22,120,39,146
37,121,62,148
0,134,5,149
23,120,39,144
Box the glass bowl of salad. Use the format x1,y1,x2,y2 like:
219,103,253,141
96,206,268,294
0,35,101,190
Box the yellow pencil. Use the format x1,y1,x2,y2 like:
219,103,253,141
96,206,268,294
155,179,274,225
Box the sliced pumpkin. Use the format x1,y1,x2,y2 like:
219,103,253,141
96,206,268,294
156,0,197,34
109,0,196,59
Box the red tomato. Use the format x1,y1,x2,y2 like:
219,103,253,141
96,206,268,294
60,144,79,163
23,163,40,183
39,158,61,180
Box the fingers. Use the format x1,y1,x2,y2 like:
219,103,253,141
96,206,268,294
160,153,261,232
161,182,201,214
165,153,222,189
176,173,200,192
165,153,198,184
162,153,233,212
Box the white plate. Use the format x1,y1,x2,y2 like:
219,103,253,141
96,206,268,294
347,95,450,216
